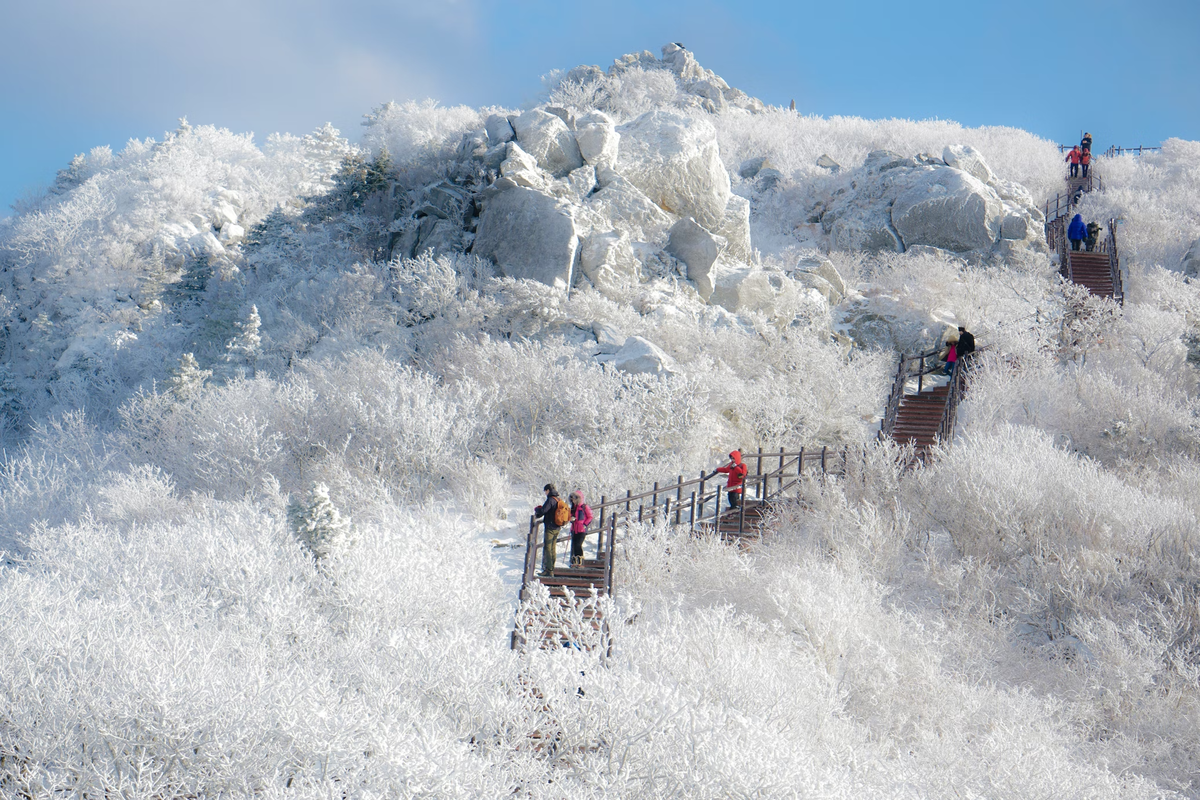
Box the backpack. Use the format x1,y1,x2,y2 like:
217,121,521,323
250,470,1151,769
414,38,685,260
553,497,570,527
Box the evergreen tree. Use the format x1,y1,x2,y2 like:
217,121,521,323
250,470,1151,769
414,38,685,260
288,482,351,560
166,353,211,401
225,305,262,377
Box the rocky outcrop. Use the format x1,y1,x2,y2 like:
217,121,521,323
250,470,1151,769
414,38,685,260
665,217,724,301
473,186,579,288
610,336,677,376
615,110,731,231
508,109,584,178
820,146,1044,256
891,169,1003,252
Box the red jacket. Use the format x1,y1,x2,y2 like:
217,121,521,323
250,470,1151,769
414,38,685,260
716,451,748,492
1066,148,1081,164
570,495,594,534
1080,150,1091,165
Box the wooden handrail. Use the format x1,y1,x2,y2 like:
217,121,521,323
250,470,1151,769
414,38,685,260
1108,218,1123,305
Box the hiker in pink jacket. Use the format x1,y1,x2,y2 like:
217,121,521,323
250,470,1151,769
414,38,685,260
568,491,594,567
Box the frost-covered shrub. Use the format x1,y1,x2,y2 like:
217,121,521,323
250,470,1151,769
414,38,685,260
289,481,351,559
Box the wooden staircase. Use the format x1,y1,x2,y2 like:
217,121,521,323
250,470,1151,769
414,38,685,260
880,348,968,460
1066,250,1115,298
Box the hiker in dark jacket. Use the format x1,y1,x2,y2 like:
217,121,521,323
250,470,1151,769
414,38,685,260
1085,221,1101,252
1068,214,1087,251
1081,132,1093,153
567,491,594,567
533,484,563,577
956,326,976,360
716,450,748,509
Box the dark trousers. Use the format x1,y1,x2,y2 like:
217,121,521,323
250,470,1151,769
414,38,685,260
1081,164,1089,178
570,532,586,565
542,525,561,575
1070,239,1082,251
727,489,742,509
1069,163,1079,177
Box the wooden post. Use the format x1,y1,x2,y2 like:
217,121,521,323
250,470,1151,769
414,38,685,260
676,476,684,524
778,448,785,495
598,495,606,537
756,447,763,499
798,447,805,480
689,491,697,531
698,470,707,518
638,503,644,523
664,497,671,525
738,482,747,535
652,481,659,511
821,445,828,473
625,489,632,513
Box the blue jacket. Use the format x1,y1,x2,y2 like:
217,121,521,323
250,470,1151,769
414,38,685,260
1067,215,1087,241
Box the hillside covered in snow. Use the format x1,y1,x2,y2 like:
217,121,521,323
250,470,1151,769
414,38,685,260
3,43,1200,797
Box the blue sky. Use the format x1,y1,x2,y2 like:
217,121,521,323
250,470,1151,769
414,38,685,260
1,0,1197,216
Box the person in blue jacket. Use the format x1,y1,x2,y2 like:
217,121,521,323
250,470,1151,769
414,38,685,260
1067,214,1087,252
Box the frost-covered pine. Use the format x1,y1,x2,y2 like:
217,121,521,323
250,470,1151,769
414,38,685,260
166,353,212,400
288,482,351,559
225,304,262,376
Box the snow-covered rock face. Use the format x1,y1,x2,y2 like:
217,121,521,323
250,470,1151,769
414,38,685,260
473,186,579,287
819,146,1045,256
615,110,732,232
891,168,1003,252
508,109,584,178
1182,238,1200,277
610,335,677,376
665,217,724,301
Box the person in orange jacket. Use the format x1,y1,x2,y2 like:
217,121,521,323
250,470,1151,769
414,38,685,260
1080,147,1092,179
1065,146,1082,178
716,450,748,509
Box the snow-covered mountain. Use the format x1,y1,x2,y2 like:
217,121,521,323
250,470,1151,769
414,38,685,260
3,43,1200,797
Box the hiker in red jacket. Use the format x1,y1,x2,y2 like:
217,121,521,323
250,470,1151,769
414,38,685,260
567,491,594,567
1080,147,1092,179
1065,146,1082,178
716,450,749,509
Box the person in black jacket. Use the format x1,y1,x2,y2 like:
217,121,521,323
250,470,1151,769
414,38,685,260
956,326,975,360
533,484,563,577
1085,222,1101,252
1081,132,1093,152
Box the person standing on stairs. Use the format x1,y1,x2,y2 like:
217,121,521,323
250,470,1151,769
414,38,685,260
1081,132,1093,153
940,331,959,378
1068,214,1087,251
534,483,567,577
716,450,748,509
1080,147,1092,179
1085,221,1101,252
567,491,594,567
956,326,975,361
1066,145,1082,178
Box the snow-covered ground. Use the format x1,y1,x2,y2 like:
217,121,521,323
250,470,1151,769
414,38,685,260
2,42,1200,798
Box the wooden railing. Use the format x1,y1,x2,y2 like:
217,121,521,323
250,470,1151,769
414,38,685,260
1043,174,1102,223
517,446,853,598
1102,145,1160,158
1107,218,1123,304
879,347,942,440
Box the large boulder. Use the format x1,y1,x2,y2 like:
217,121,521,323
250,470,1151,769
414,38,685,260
611,336,677,377
890,169,1004,252
942,144,995,185
1183,238,1200,277
507,109,584,178
473,186,579,288
575,111,620,167
485,114,514,144
579,231,641,289
716,195,752,262
615,110,732,231
581,168,673,244
665,217,725,301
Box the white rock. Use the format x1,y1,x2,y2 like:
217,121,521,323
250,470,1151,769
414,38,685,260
217,188,244,208
567,165,597,199
499,142,545,190
795,255,846,300
715,195,752,262
1183,237,1200,277
1000,213,1028,240
582,170,673,244
710,266,807,320
942,144,995,185
830,210,904,253
816,154,841,171
473,186,579,288
592,321,627,353
891,169,1003,252
579,232,640,289
485,114,514,144
508,109,584,178
188,231,225,256
665,217,725,301
209,203,239,230
611,335,677,377
575,111,621,167
218,223,245,243
615,110,732,231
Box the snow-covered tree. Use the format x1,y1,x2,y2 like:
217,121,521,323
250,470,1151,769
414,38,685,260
288,481,350,559
225,304,262,376
166,353,211,401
